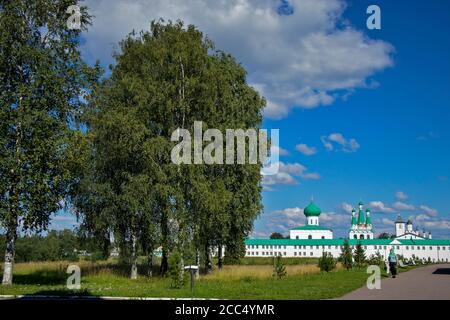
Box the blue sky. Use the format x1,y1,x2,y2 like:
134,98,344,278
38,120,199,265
51,0,450,239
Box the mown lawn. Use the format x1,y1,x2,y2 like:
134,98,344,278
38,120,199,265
0,260,418,299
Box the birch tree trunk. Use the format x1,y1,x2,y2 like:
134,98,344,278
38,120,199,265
160,249,168,276
147,252,153,277
218,244,223,271
195,249,200,279
2,98,21,286
2,227,16,285
204,244,212,274
130,233,138,279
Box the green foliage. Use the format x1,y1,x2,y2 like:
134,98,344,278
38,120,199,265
367,251,385,272
168,250,185,289
2,230,84,262
339,239,353,270
0,0,100,284
0,260,373,300
318,252,336,272
353,242,366,268
272,256,287,279
72,20,265,277
89,251,106,263
377,232,394,239
270,233,285,239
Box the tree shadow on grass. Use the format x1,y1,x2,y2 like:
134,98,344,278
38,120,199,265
17,288,97,299
13,269,67,285
11,262,162,286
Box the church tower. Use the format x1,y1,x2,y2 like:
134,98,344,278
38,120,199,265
395,214,406,237
348,202,374,240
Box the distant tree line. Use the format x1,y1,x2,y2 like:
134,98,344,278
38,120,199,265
0,229,97,263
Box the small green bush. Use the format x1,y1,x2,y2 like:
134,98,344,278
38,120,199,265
272,256,287,279
339,239,353,270
168,250,186,288
318,252,336,272
89,251,105,263
353,242,366,268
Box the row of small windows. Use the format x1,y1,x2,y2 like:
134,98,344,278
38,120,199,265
294,235,325,239
246,251,450,263
246,251,288,256
353,235,371,239
246,245,450,250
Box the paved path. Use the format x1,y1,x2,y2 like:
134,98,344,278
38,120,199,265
340,264,450,300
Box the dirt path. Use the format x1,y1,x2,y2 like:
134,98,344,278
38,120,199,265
340,264,450,300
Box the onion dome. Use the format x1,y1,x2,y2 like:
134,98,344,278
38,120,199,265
304,201,321,217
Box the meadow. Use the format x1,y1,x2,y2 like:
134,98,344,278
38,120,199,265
0,258,394,300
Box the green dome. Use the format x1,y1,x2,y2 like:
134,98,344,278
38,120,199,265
304,202,321,217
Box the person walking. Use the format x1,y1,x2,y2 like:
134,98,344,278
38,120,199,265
388,248,398,278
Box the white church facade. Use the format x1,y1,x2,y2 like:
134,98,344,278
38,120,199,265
245,201,450,262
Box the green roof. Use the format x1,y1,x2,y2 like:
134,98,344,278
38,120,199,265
245,238,450,246
291,225,331,231
357,209,365,224
304,202,321,217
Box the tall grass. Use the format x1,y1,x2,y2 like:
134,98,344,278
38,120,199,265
203,264,320,281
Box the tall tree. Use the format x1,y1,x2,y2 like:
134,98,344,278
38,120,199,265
340,239,353,270
76,20,265,277
0,0,98,285
353,242,366,268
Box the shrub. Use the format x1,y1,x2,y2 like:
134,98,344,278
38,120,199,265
272,256,287,279
168,250,186,288
89,251,105,263
353,242,366,268
318,252,336,272
339,239,353,270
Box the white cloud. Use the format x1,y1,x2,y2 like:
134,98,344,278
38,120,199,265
421,219,450,231
392,201,415,211
339,202,353,214
395,191,408,201
368,201,395,213
266,207,306,234
419,205,438,217
321,133,360,152
295,143,317,156
272,207,303,218
320,211,348,224
263,171,297,186
262,161,320,187
415,214,431,222
271,145,290,156
382,218,395,226
321,136,334,151
83,0,394,119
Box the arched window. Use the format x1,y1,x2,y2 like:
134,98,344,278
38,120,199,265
366,235,370,239
360,234,364,239
296,236,299,239
321,236,325,239
353,235,357,239
308,235,312,239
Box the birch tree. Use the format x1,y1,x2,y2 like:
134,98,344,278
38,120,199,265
0,0,98,285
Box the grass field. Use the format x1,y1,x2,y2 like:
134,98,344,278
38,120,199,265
0,259,417,299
